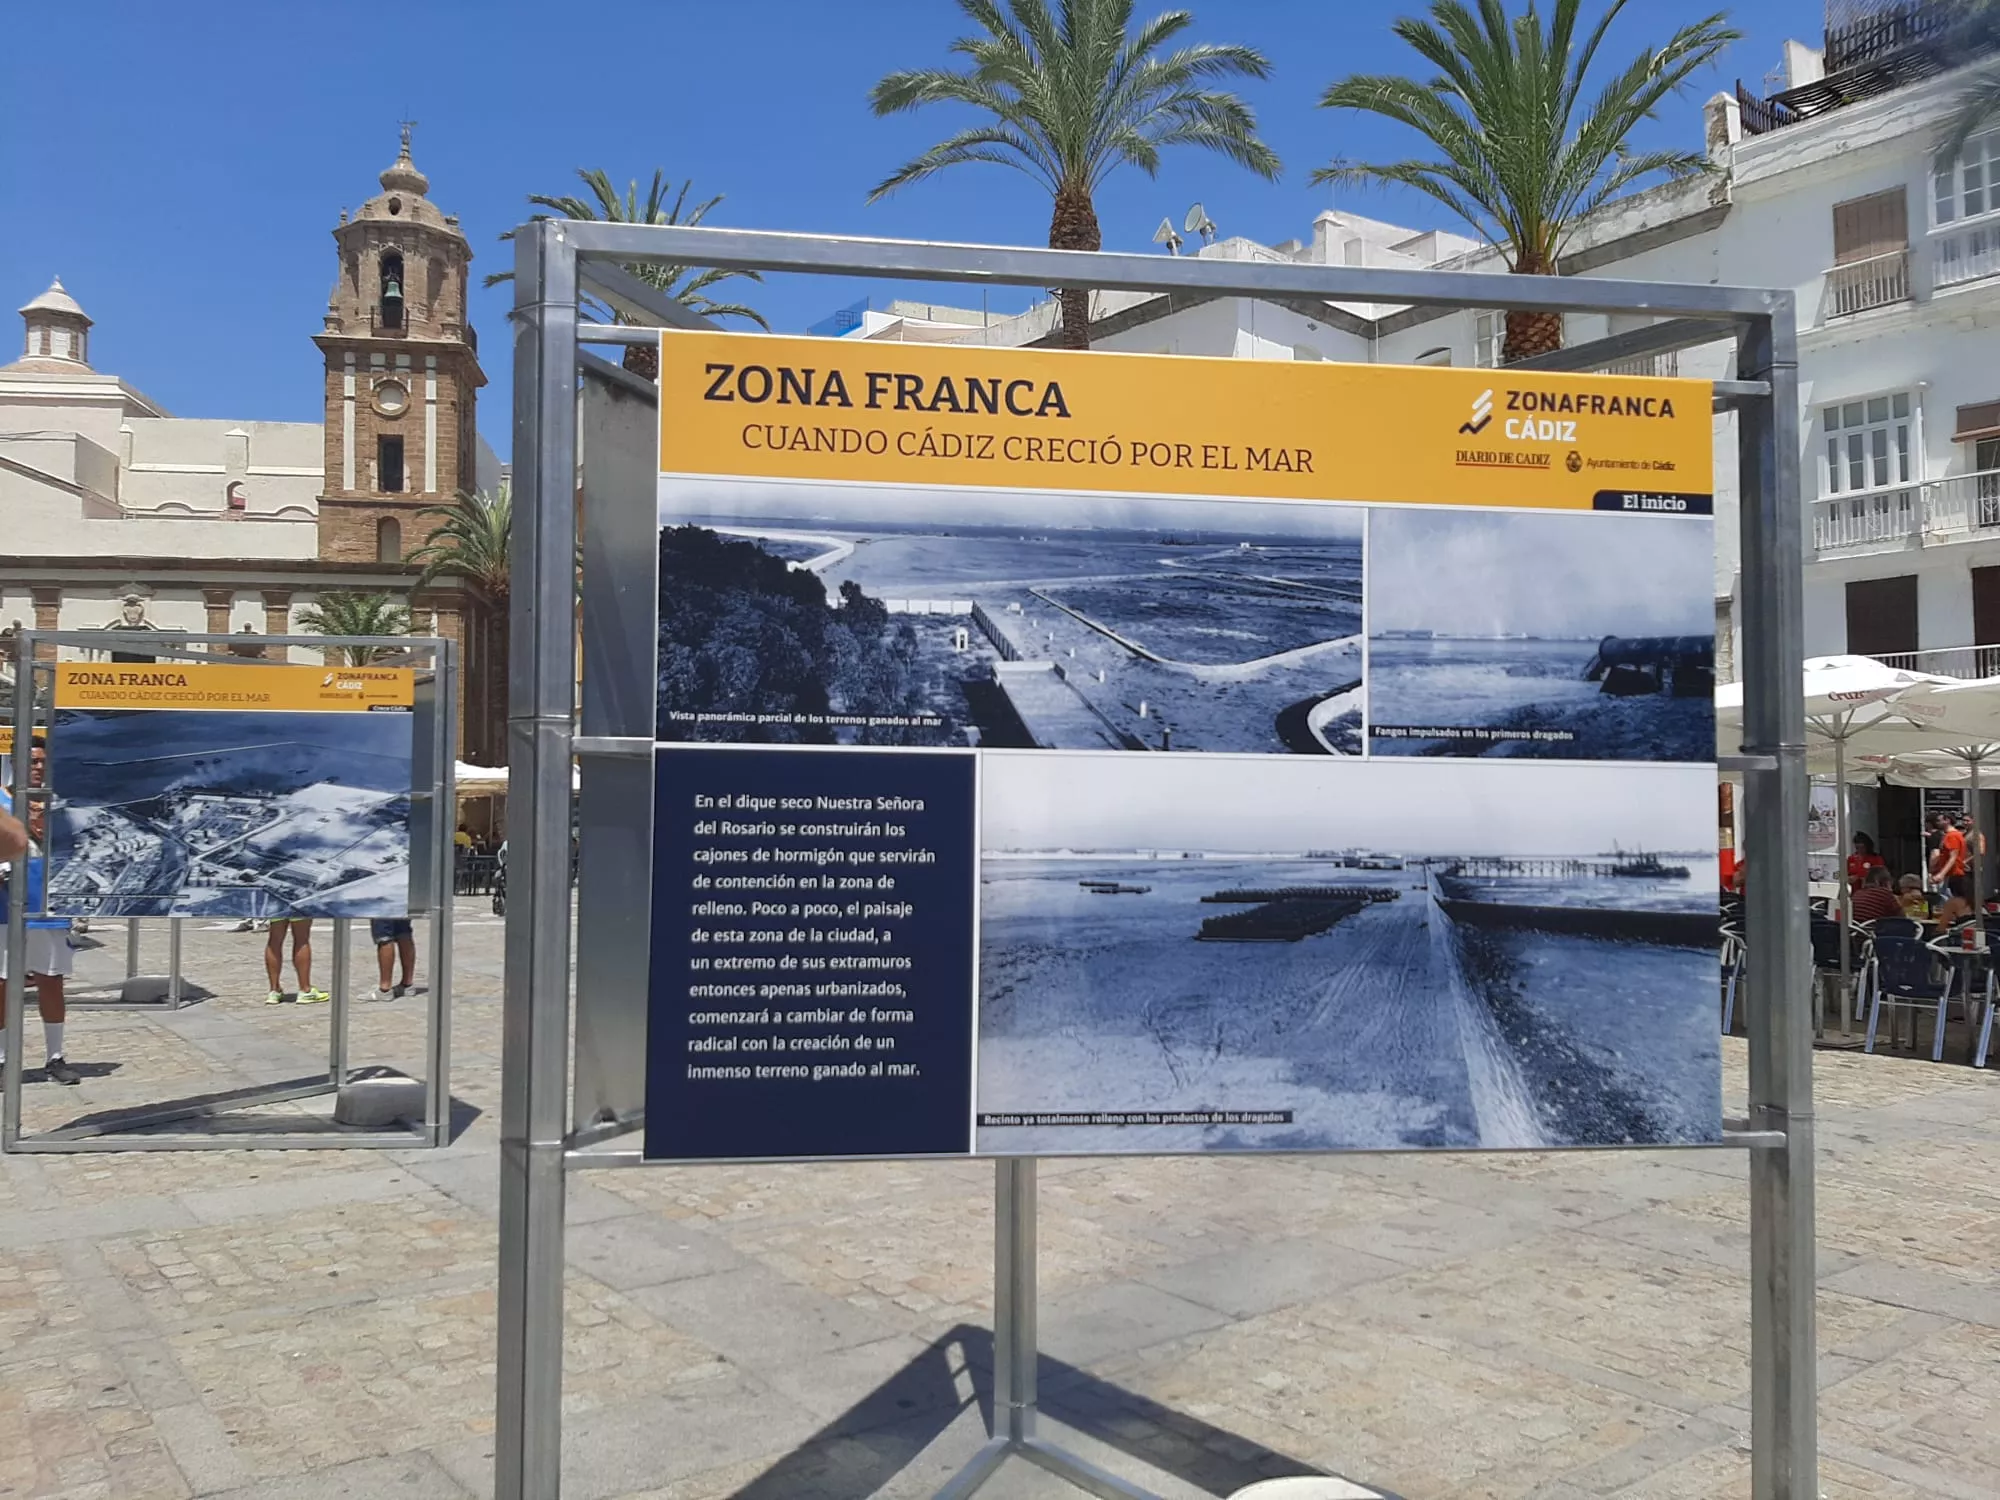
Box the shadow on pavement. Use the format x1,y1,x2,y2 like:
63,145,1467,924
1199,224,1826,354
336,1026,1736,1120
731,1321,1354,1499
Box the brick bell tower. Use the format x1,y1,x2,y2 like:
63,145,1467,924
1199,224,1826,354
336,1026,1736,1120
315,126,485,563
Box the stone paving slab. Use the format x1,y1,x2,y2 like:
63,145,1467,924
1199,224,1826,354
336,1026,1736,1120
1,899,1996,1498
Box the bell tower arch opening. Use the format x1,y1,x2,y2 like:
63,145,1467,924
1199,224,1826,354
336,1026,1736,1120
379,251,405,330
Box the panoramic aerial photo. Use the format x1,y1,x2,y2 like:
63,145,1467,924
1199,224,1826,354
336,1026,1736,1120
1368,507,1716,760
46,708,415,919
974,752,1720,1156
655,476,1366,754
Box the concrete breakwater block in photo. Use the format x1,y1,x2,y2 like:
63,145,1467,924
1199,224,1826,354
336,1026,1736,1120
334,1073,425,1128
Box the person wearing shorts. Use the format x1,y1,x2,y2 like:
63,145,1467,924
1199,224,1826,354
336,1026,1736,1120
264,917,327,1004
1,738,80,1084
370,917,416,1002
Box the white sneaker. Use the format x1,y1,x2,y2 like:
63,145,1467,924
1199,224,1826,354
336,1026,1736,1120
372,987,394,1003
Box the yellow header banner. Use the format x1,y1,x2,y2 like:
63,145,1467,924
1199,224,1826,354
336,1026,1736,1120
53,662,415,713
657,330,1712,512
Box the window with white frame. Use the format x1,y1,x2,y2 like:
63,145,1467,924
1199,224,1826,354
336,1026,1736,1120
1934,128,2000,225
1822,393,1914,495
1473,310,1502,368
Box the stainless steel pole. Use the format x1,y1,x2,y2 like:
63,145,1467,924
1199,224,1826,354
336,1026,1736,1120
329,917,350,1086
167,919,184,1010
125,918,139,979
1972,757,1984,919
1736,306,1818,1500
995,1158,1037,1446
2,644,31,1151
495,217,580,1500
1835,737,1851,1035
428,641,457,1147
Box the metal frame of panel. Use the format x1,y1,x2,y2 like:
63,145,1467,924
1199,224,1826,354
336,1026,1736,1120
3,631,455,1152
501,220,1812,1500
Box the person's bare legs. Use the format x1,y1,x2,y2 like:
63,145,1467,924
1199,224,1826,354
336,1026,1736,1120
291,920,313,992
2,975,69,1070
395,933,416,989
376,936,396,991
264,923,287,992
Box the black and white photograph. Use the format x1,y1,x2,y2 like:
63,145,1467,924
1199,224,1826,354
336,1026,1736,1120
656,475,1365,754
975,752,1720,1155
46,708,415,918
1367,507,1715,760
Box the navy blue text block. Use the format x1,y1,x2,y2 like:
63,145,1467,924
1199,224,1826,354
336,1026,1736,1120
646,745,976,1160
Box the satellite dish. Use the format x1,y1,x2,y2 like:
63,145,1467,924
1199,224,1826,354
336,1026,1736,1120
1152,217,1183,255
1184,203,1218,243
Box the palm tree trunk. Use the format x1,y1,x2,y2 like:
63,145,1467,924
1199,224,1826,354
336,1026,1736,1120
623,336,660,381
1048,182,1102,350
1502,254,1563,363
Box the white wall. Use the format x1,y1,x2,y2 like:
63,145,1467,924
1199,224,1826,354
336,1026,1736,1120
122,417,322,518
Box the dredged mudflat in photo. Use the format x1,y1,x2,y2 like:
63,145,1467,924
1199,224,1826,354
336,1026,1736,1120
1368,508,1715,760
46,708,414,918
975,753,1719,1155
655,476,1365,754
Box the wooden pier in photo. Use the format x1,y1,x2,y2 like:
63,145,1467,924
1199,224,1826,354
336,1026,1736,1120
1200,885,1401,905
1443,857,1688,880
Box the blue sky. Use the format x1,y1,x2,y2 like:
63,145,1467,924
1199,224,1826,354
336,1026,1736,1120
2,0,1814,459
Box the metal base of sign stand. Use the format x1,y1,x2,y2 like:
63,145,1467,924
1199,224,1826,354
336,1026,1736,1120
65,919,189,1011
936,1160,1164,1500
5,917,442,1152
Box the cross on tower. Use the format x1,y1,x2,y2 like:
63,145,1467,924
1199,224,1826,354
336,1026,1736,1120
398,118,418,156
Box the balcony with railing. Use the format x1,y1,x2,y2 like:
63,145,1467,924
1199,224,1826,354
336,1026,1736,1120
1739,3,1997,134
1813,483,1922,554
1814,468,2000,556
1825,248,1912,316
1933,213,2000,289
1874,643,2000,679
1601,350,1681,379
1918,468,2000,539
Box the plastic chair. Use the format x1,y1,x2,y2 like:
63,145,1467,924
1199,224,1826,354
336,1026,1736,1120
1865,935,1955,1060
1720,925,1745,1035
1809,916,1861,1029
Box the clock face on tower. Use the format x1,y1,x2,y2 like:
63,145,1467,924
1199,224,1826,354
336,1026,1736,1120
373,379,409,416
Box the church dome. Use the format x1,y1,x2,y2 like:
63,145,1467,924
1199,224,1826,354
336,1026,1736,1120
379,130,431,197
7,276,94,369
19,276,90,325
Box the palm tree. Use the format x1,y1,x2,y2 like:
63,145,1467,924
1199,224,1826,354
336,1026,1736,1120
1316,0,1738,363
297,592,412,666
488,169,768,377
868,0,1281,348
408,485,512,603
406,485,515,725
1936,2,2000,173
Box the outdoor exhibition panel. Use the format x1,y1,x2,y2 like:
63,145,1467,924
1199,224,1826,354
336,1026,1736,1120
3,633,456,1151
504,221,1812,1500
625,332,1721,1164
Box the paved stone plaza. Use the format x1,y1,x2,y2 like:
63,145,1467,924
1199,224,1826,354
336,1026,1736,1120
2,902,1996,1499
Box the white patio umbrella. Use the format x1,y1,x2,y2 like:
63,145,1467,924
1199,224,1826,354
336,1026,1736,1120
1867,673,2000,913
1717,656,1956,1017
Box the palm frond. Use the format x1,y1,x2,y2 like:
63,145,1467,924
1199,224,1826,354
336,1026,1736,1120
407,486,511,599
486,169,765,327
866,0,1279,228
1938,56,2000,171
1319,0,1738,281
296,591,413,666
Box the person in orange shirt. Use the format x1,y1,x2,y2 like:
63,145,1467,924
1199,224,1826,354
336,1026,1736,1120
1930,814,1970,901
